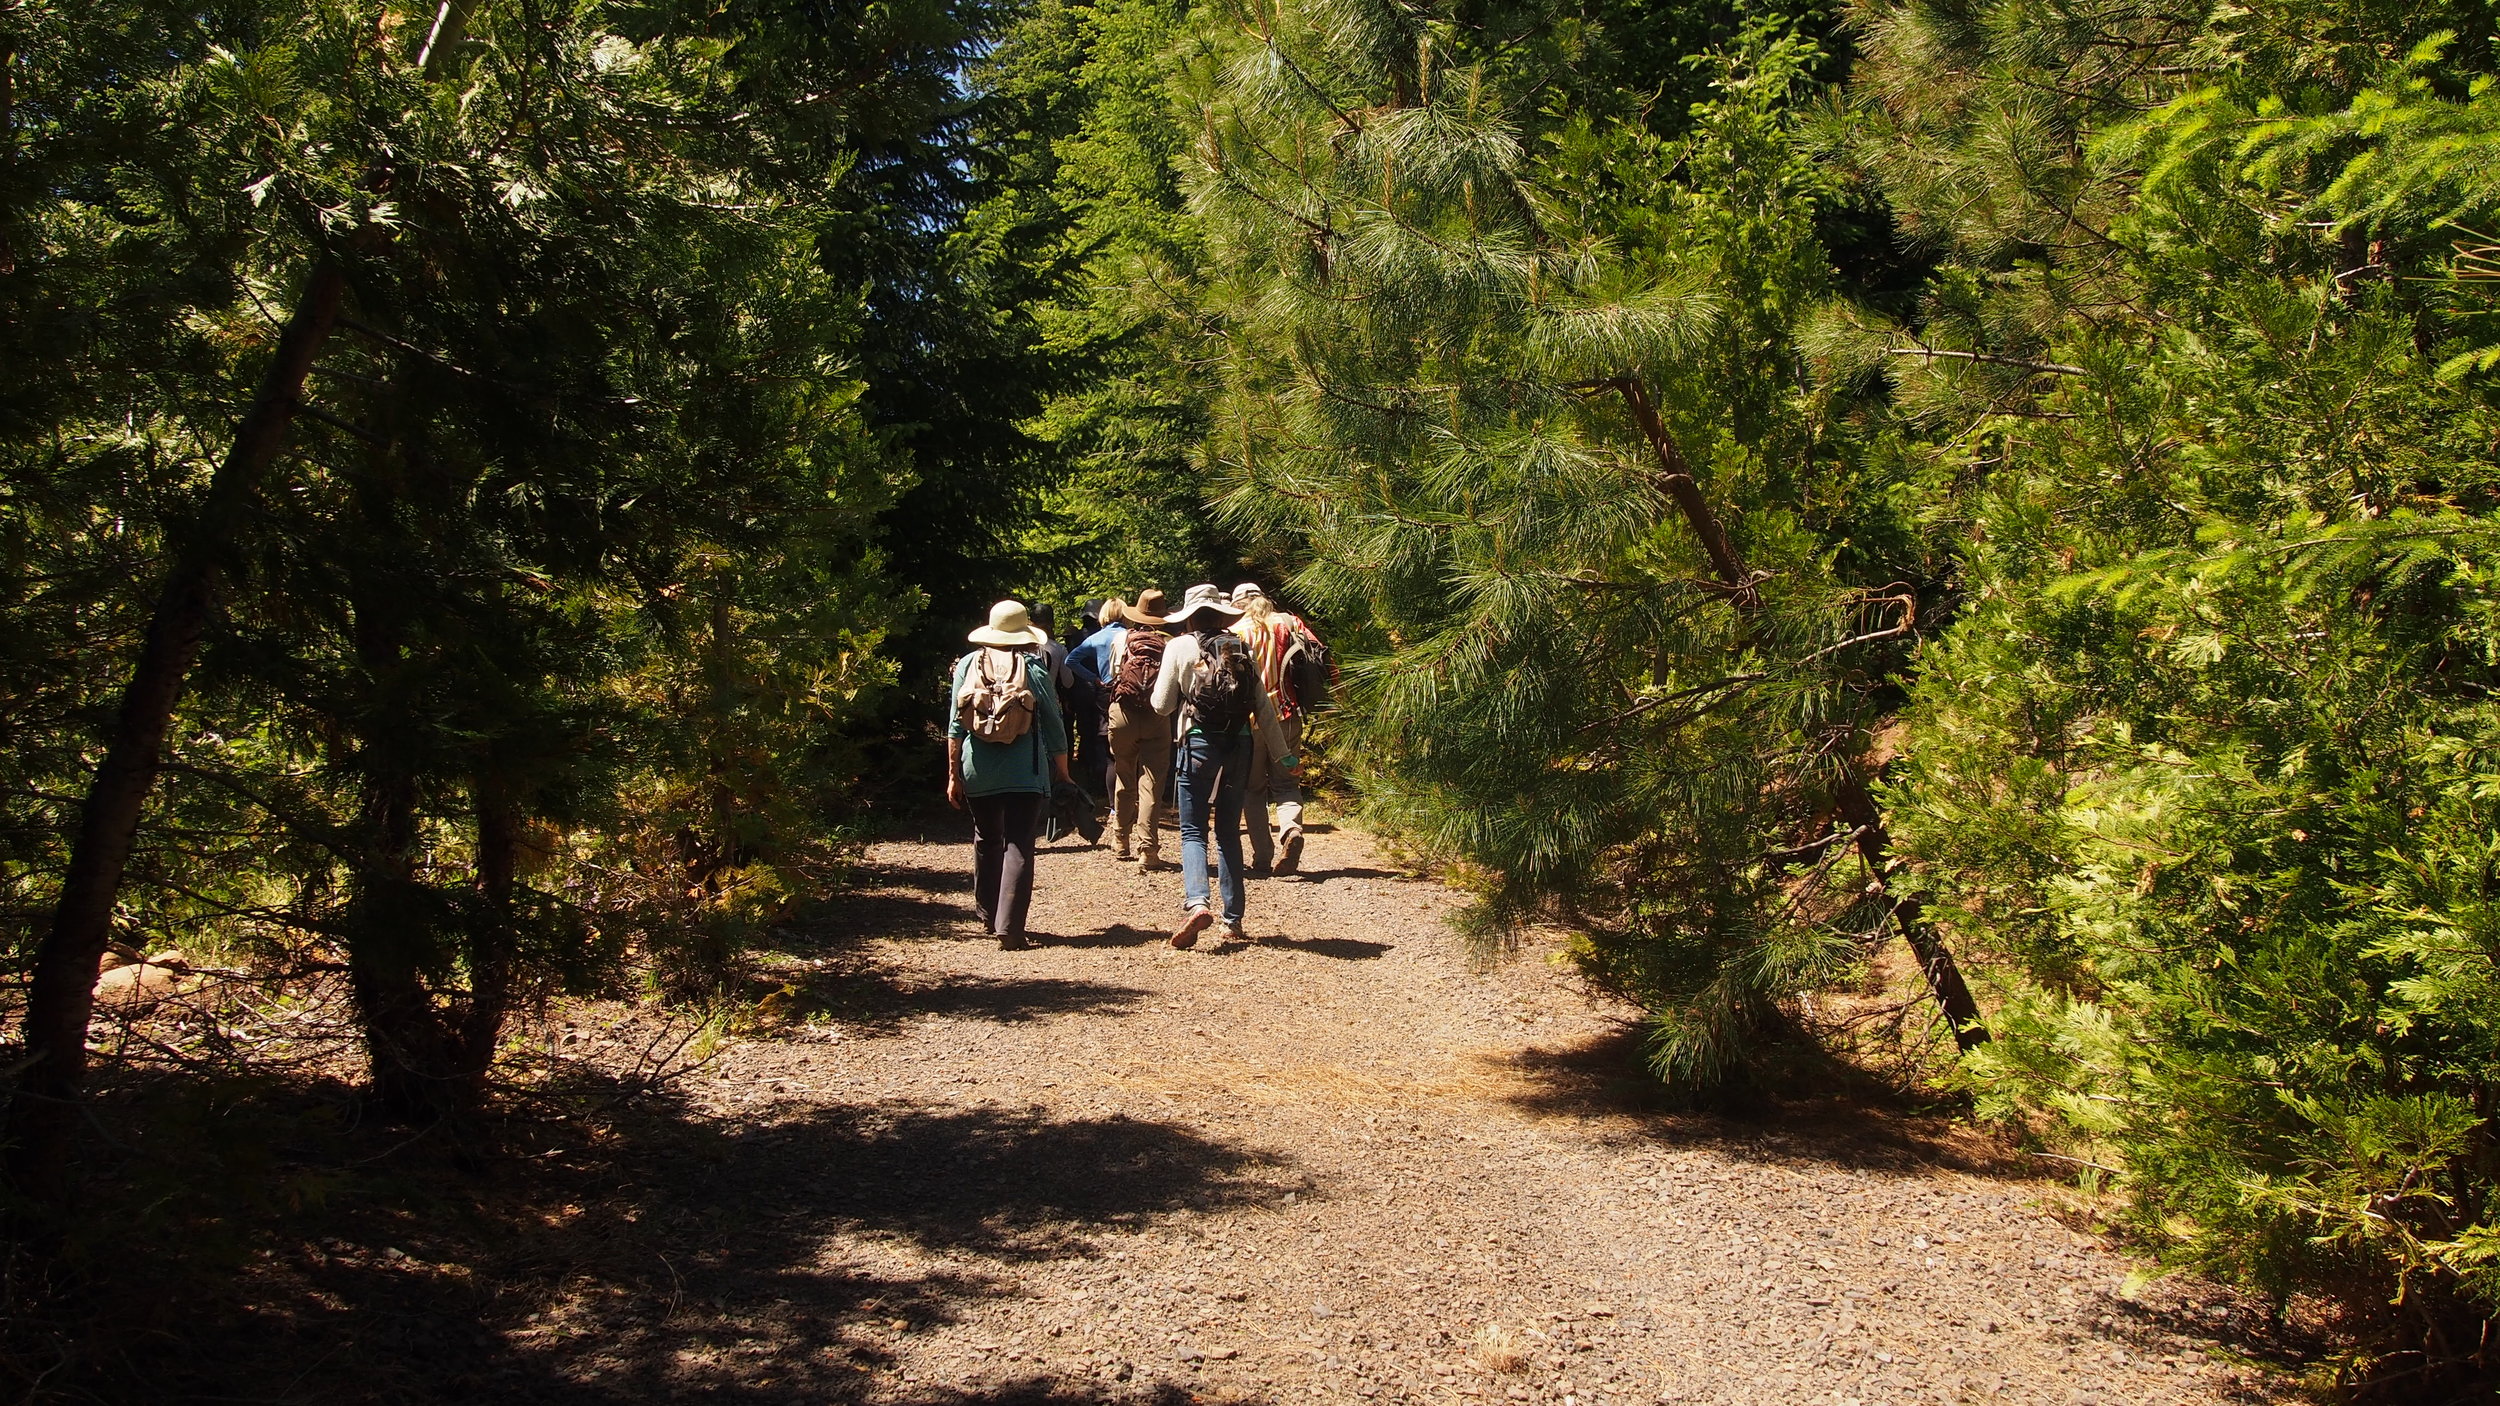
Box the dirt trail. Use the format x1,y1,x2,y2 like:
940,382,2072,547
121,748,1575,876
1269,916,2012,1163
488,818,2287,1406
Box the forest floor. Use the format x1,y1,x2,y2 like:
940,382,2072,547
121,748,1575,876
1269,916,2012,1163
51,816,2321,1405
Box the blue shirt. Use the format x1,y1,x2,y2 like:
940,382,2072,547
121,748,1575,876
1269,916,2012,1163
1068,622,1126,686
948,650,1069,797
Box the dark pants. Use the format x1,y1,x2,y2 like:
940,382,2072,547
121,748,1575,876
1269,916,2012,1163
1072,681,1112,799
970,792,1043,936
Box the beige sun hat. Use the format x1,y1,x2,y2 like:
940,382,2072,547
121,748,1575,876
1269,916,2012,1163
1165,582,1244,626
1231,582,1264,602
967,599,1050,648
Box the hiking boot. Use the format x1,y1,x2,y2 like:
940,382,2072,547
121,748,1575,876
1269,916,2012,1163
1140,850,1164,872
999,933,1031,952
1114,836,1135,861
1221,923,1248,944
1171,908,1212,949
1276,827,1304,876
1248,860,1272,880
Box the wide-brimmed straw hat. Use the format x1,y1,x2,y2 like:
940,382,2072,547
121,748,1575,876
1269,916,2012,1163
967,599,1050,648
1129,588,1170,622
1165,583,1243,626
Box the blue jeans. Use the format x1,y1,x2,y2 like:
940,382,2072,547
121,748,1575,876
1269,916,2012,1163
1175,729,1252,927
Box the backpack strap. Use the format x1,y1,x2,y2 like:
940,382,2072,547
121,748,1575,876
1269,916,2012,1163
1029,655,1046,769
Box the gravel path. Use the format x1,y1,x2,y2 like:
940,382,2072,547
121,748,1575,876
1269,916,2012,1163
511,818,2294,1406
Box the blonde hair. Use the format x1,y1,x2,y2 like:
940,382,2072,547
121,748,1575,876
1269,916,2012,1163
1240,593,1276,623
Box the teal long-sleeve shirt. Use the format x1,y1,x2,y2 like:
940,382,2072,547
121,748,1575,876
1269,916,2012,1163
947,649,1069,797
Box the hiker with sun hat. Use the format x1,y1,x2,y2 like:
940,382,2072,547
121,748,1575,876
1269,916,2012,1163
1150,583,1296,948
947,600,1072,950
1072,588,1181,868
1228,581,1324,877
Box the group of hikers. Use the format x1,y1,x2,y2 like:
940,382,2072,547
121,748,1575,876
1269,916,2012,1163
945,581,1328,951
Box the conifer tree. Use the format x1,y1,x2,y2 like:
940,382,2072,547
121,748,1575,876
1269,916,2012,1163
10,0,492,1195
1184,0,1981,1091
5,0,960,1192
967,0,1236,608
1832,0,2500,1372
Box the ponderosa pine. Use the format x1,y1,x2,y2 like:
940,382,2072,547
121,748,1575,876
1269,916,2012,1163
1181,0,1977,1090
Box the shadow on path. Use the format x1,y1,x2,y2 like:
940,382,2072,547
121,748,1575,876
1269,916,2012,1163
1287,865,1400,885
762,840,1155,1036
807,885,976,943
1257,934,1390,961
62,1075,1296,1405
782,960,1147,1037
1047,922,1166,950
1483,1024,2036,1178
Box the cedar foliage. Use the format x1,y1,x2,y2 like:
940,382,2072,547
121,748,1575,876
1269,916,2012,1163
1835,0,2500,1377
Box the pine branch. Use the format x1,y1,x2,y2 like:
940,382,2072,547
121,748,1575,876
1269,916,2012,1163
1260,37,1367,134
1886,346,2087,377
1590,376,1754,598
1577,673,1768,735
337,316,538,394
1798,595,1917,665
1761,825,1870,865
296,401,389,446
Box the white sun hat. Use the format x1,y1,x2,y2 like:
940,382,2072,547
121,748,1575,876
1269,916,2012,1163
1167,582,1245,626
967,599,1050,648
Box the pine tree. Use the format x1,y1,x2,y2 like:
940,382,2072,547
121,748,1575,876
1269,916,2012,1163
1183,0,1981,1092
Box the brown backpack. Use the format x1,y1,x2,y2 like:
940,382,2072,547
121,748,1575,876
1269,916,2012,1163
1111,627,1168,707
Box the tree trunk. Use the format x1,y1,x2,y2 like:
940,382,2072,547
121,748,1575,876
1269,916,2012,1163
344,753,461,1124
1833,775,1989,1050
5,256,346,1203
1609,378,1751,598
333,484,491,1124
342,569,452,1122
453,774,522,1097
1609,374,1988,1049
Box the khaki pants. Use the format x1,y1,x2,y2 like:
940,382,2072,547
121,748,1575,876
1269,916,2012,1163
1246,712,1305,868
1107,701,1173,859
